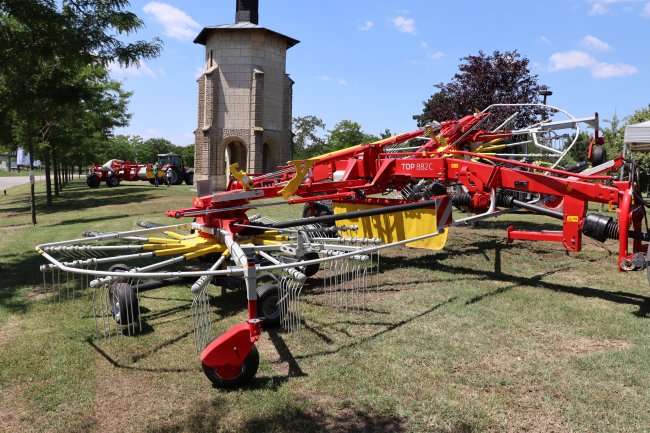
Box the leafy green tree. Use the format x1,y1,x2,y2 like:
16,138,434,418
135,138,175,163
326,120,379,152
414,50,548,130
101,135,140,163
292,115,326,159
0,0,161,224
607,106,650,187
177,143,195,167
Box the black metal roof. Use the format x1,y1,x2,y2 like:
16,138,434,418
193,22,299,48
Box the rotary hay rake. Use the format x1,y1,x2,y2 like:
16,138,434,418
36,103,649,387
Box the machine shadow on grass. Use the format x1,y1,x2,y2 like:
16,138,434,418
378,240,650,318
146,395,408,433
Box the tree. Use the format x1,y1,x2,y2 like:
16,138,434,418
178,143,195,167
292,115,326,159
414,50,549,131
0,0,161,224
601,106,650,188
327,120,379,152
135,137,175,163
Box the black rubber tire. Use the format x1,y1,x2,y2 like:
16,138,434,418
202,343,259,388
300,252,320,278
185,172,194,185
108,282,139,326
106,175,120,187
108,263,130,283
86,174,101,188
302,201,333,218
591,145,606,166
148,179,156,185
302,201,336,237
257,284,282,327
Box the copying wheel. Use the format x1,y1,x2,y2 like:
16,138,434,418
300,252,320,278
257,284,282,327
302,201,336,237
108,282,139,326
108,263,130,283
591,145,606,166
201,343,259,388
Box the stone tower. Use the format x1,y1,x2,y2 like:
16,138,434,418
193,0,299,190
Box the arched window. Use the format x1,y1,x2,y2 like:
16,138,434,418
225,141,247,173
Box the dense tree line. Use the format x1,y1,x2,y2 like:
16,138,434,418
97,136,194,167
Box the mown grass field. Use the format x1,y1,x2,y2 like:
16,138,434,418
0,179,649,433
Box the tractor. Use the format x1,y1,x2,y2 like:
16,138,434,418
156,153,193,185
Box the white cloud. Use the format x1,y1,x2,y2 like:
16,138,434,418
586,0,645,15
337,79,348,86
548,50,638,78
427,51,445,60
580,35,611,51
536,36,551,44
644,1,650,15
194,66,204,79
591,62,638,77
108,61,156,78
316,75,331,82
393,16,416,34
549,51,597,71
420,41,429,49
143,2,200,40
588,3,609,14
359,20,374,31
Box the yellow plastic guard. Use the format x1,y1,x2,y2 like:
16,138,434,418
333,203,448,250
278,160,315,199
229,163,253,190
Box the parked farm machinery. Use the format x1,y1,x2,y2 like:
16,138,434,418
37,104,648,387
86,153,193,187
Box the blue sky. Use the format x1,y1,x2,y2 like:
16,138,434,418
110,0,650,146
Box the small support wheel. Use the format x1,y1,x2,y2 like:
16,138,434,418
591,145,606,166
300,252,320,278
108,282,139,326
201,343,259,388
302,201,337,238
257,284,282,327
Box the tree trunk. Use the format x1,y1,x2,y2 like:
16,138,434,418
26,121,37,225
44,150,52,206
53,151,60,197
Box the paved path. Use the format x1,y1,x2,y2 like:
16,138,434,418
0,175,46,192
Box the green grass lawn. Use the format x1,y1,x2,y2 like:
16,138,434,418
0,179,649,433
